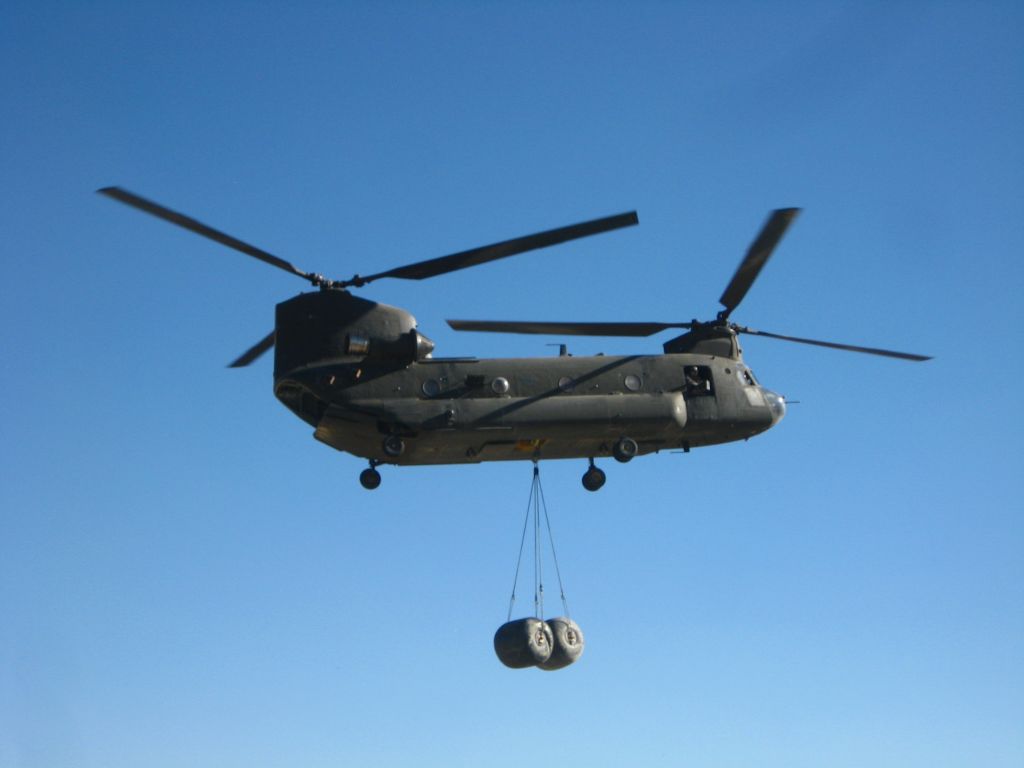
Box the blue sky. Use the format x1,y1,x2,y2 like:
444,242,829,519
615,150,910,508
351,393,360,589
2,2,1022,766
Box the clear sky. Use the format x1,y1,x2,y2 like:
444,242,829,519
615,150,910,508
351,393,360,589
2,2,1022,766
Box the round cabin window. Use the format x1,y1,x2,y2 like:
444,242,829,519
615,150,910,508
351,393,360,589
492,377,510,395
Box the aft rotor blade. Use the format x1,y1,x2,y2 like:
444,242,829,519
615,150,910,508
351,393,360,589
98,187,315,283
228,330,276,367
350,211,639,287
447,319,691,336
718,208,800,319
735,326,931,361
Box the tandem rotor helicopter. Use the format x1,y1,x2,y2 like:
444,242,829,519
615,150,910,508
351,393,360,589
100,188,930,491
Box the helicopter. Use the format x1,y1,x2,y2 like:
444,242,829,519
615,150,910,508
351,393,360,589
99,187,930,491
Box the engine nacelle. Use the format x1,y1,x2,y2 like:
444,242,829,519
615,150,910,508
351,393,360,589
347,328,435,361
274,290,432,376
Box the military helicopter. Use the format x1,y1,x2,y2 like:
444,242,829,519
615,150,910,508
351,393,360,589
99,188,930,491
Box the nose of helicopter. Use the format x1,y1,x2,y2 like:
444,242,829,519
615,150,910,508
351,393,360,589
762,388,787,426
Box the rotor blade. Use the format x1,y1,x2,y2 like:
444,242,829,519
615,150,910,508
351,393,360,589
735,326,931,361
718,208,800,319
98,187,314,282
349,211,639,287
447,319,691,336
228,330,276,367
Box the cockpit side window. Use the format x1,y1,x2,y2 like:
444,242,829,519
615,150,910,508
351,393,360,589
684,365,714,398
740,368,757,386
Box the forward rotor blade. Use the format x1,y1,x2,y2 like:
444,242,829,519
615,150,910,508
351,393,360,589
447,319,691,336
228,330,276,367
735,326,931,361
351,211,639,287
718,208,800,319
98,187,314,282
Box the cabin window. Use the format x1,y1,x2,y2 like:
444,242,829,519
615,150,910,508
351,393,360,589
683,365,713,398
421,379,440,397
558,376,575,392
624,374,642,391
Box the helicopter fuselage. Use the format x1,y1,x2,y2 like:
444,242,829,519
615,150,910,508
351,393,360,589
269,289,785,467
275,344,784,466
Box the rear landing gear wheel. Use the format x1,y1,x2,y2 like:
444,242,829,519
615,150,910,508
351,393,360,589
360,466,382,490
612,437,638,463
582,460,606,492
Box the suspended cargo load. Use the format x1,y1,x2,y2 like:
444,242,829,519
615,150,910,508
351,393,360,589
538,616,584,671
495,464,585,670
494,617,553,669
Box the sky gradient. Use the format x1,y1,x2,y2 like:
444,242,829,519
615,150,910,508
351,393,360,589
2,3,1022,766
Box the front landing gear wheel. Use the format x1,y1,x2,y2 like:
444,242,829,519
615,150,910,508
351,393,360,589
360,466,382,490
582,461,606,492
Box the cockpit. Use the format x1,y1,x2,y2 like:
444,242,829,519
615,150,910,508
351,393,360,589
683,365,714,398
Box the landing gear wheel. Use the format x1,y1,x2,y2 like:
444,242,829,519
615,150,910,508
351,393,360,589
359,467,382,490
612,436,639,463
582,461,606,492
382,434,405,458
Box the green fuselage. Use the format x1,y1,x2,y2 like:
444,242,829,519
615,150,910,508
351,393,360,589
274,352,786,465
